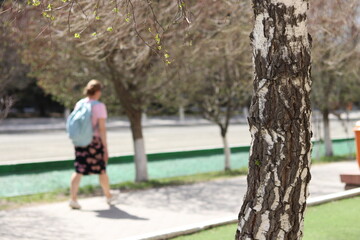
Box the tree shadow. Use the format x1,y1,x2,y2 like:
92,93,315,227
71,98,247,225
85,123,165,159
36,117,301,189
89,205,149,220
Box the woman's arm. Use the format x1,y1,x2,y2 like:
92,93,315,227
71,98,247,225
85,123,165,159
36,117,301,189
98,118,109,162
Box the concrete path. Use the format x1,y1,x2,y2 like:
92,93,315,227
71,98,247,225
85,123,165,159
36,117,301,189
0,161,359,240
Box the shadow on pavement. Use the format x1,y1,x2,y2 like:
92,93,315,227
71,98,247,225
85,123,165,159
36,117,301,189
89,205,149,220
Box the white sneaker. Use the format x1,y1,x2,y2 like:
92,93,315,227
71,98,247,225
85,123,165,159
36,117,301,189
106,191,119,205
69,200,81,209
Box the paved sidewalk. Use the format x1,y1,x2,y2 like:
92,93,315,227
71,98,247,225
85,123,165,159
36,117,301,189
0,161,359,240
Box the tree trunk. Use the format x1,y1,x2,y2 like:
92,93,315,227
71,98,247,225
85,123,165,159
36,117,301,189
0,95,13,120
64,108,70,119
221,131,231,171
106,56,148,182
179,105,185,123
236,1,312,239
142,111,148,125
243,107,249,120
322,109,333,157
130,110,149,182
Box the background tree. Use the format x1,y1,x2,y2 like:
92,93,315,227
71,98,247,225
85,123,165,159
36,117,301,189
309,0,360,156
236,0,312,239
0,6,33,119
9,0,190,182
188,6,252,170
190,8,251,170
17,0,256,181
156,0,253,171
192,65,251,170
21,38,120,113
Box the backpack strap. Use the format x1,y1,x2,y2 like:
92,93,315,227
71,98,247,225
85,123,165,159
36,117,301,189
89,100,101,132
90,100,100,107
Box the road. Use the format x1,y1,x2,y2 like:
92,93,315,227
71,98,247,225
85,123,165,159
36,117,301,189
0,118,356,164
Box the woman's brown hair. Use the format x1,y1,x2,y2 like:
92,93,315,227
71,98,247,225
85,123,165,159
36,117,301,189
83,79,102,96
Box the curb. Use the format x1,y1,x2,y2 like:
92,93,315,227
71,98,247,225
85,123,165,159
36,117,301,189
122,188,360,240
120,216,237,240
307,187,360,206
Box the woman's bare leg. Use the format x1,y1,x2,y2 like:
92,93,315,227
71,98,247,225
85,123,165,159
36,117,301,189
70,172,82,201
99,173,111,198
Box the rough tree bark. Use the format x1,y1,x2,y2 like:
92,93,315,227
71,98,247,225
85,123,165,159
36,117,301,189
236,0,312,239
322,109,333,157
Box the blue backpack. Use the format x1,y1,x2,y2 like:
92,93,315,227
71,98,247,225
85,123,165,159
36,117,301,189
66,99,100,147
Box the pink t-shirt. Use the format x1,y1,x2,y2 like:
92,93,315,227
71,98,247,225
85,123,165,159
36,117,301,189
75,98,107,137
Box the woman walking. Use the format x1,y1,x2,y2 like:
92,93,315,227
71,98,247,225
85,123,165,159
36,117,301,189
68,80,116,209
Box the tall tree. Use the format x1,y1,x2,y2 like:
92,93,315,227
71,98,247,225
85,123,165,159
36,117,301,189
190,33,252,170
190,1,252,171
193,65,251,170
16,0,254,181
0,5,33,119
157,0,252,170
309,0,360,156
10,0,189,182
236,0,312,239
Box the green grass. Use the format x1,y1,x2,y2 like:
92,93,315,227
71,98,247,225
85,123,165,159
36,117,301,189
172,197,360,240
312,154,355,164
303,196,360,240
0,168,248,210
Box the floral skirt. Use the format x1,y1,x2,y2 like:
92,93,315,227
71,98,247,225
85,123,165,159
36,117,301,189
74,136,106,175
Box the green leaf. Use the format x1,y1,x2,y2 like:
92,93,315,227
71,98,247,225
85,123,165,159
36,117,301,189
32,0,40,6
164,53,170,59
157,46,162,50
179,2,185,8
155,34,160,44
107,27,113,32
47,4,52,10
113,8,119,13
95,16,100,20
125,17,130,23
74,33,81,39
92,32,97,36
